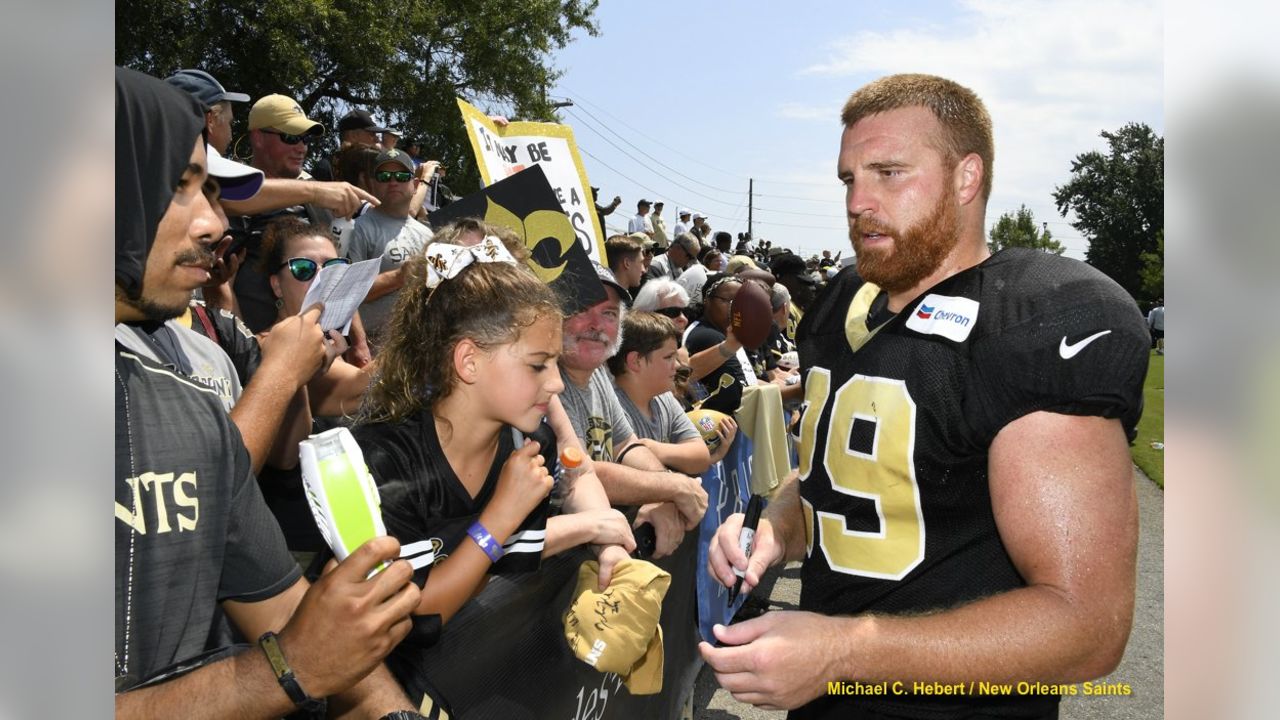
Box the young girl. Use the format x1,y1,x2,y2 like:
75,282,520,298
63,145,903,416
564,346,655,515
352,237,632,641
608,311,737,474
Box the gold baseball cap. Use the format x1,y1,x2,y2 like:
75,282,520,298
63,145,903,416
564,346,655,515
563,558,670,695
248,94,325,135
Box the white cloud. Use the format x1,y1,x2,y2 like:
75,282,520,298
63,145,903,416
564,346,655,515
797,0,1163,258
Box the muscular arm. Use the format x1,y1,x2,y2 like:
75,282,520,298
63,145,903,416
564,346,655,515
231,360,313,475
839,412,1138,683
704,412,1139,710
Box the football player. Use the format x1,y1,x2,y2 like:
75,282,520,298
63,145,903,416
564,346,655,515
702,74,1149,719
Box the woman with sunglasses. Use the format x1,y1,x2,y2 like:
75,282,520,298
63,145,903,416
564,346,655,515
633,279,696,405
682,275,758,416
261,216,376,419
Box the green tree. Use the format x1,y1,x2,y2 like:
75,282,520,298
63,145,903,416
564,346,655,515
1138,229,1163,300
1053,122,1164,301
116,0,600,194
987,204,1063,255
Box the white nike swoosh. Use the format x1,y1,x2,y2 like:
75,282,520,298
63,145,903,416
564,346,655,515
1059,330,1112,359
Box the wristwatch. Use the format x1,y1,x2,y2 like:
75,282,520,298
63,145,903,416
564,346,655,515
257,631,326,715
379,712,429,720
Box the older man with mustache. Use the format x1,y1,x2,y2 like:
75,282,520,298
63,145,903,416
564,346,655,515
556,264,709,558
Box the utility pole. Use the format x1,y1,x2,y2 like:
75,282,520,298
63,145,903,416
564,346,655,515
748,178,754,239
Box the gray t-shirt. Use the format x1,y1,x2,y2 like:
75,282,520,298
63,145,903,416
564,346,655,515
115,320,243,412
558,367,634,462
346,209,434,338
613,387,700,445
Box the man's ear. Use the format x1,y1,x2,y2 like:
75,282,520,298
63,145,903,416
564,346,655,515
454,338,481,384
954,152,984,206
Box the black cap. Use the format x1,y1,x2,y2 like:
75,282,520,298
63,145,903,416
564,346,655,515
164,69,250,110
637,198,651,207
337,109,391,134
770,253,816,284
592,262,633,305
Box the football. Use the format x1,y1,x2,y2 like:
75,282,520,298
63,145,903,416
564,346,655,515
730,279,773,349
686,408,732,453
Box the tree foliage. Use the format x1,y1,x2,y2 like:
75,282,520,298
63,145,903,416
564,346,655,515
1053,122,1164,301
987,204,1063,255
1138,229,1163,300
116,0,600,194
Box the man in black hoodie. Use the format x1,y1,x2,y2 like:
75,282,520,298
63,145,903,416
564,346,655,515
114,67,423,719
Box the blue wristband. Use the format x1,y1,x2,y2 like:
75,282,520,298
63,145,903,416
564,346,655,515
467,521,503,563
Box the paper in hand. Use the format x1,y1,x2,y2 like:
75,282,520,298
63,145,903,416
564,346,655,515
299,258,381,334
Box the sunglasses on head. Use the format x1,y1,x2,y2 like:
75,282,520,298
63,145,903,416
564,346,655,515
654,307,685,319
261,129,311,145
275,256,350,282
375,170,414,183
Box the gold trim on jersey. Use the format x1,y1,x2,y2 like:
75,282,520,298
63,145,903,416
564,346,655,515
844,281,886,353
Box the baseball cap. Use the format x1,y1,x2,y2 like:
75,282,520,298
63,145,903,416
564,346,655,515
248,94,325,135
164,69,250,109
206,144,264,201
564,559,670,695
678,208,691,217
653,200,664,207
337,108,391,134
771,253,817,284
592,262,633,304
627,231,657,250
692,212,707,221
637,198,651,207
373,148,414,174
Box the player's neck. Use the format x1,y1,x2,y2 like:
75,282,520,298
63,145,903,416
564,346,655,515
885,235,989,313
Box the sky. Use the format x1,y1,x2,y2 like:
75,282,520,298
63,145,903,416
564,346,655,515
547,0,1163,260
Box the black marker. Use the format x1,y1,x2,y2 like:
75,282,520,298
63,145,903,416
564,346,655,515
728,494,764,605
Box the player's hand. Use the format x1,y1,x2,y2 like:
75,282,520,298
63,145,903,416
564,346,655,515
486,440,552,536
259,303,328,387
595,544,631,590
636,502,684,559
280,536,419,698
670,472,709,529
709,417,739,464
708,512,781,594
309,181,379,217
699,611,848,711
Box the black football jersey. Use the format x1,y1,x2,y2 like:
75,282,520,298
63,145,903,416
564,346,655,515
351,411,554,591
790,249,1147,717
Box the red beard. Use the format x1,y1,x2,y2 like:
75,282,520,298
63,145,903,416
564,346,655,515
850,191,958,294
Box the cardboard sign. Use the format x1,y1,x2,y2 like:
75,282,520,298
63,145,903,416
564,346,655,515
429,164,606,316
456,97,606,263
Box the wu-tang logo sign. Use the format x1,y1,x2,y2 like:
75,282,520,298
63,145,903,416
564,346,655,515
429,165,604,315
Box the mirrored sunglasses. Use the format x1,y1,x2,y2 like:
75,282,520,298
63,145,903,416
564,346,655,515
375,170,414,183
275,256,350,282
261,129,311,145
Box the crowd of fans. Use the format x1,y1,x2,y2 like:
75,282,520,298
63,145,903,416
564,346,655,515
115,65,829,718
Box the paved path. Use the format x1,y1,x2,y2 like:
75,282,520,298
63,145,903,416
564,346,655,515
693,469,1164,719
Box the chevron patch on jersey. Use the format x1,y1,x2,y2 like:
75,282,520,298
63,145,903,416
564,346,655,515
905,294,979,342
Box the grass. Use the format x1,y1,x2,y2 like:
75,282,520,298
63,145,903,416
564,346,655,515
1130,350,1164,487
